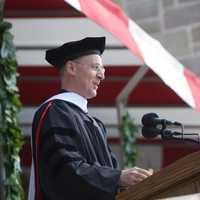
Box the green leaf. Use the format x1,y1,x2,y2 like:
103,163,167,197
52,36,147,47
0,21,12,32
0,20,24,200
121,112,138,167
1,31,16,59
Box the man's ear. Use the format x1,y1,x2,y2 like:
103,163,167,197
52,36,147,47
65,61,77,76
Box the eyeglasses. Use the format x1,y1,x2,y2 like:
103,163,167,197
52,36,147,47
72,60,105,72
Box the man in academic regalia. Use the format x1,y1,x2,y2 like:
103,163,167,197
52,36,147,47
28,37,153,200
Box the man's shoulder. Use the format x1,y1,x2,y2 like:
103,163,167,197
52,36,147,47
37,99,79,113
32,100,83,132
33,100,73,122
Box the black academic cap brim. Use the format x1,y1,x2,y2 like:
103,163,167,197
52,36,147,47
45,37,105,68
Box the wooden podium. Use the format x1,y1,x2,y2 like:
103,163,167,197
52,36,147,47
117,151,200,200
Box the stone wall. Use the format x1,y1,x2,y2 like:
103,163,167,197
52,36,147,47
119,0,200,76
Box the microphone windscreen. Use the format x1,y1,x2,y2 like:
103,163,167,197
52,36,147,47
141,113,158,126
142,126,160,138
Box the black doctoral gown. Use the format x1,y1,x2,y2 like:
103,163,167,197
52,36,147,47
32,99,121,200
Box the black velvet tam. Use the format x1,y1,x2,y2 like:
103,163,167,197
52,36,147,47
45,37,105,68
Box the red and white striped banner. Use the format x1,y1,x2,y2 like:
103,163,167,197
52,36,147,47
64,0,200,111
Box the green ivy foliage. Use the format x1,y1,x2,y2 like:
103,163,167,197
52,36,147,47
120,112,138,168
0,21,24,200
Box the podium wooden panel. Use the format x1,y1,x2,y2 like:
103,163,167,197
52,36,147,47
117,151,200,200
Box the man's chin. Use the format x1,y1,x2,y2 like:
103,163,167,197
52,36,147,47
87,91,97,99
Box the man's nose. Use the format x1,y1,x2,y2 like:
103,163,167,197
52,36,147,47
97,69,105,80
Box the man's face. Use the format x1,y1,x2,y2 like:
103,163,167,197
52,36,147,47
73,54,105,99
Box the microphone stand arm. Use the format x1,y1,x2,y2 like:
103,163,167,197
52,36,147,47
162,132,200,144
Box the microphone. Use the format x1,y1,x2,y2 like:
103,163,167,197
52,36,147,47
142,123,200,144
141,126,161,138
142,126,182,139
142,113,182,127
